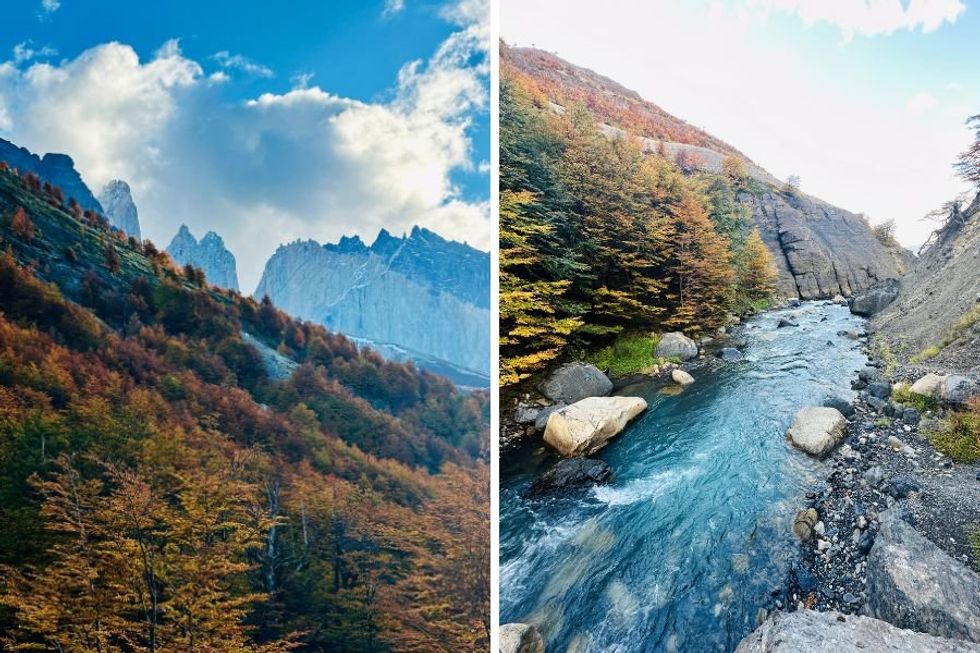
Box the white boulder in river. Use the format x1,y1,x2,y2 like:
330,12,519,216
544,396,647,456
654,332,698,361
671,369,695,386
499,623,545,653
786,406,847,458
735,610,980,652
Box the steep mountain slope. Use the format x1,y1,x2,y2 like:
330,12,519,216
0,163,489,650
166,223,240,291
0,137,102,213
256,226,491,377
98,179,141,239
873,193,980,372
504,44,911,299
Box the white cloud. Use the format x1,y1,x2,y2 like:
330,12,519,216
750,0,966,38
13,42,58,64
40,0,60,14
212,50,274,78
383,0,405,17
0,0,489,291
906,91,939,115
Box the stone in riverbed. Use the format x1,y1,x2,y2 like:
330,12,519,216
499,623,545,653
777,318,798,328
735,610,980,652
909,372,945,398
527,458,613,497
654,332,698,361
786,407,847,458
883,475,919,499
716,347,745,362
866,382,891,400
671,369,695,386
543,396,647,457
538,363,613,404
848,279,899,317
867,509,980,642
534,404,564,431
793,508,818,541
822,396,855,418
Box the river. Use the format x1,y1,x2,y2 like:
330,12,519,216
500,302,869,652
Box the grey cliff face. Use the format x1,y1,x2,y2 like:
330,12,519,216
0,137,102,213
740,189,912,300
254,227,490,377
98,179,141,240
166,225,240,292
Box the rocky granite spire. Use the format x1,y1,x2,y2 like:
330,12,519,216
0,137,102,213
166,224,240,292
254,226,490,377
98,179,141,240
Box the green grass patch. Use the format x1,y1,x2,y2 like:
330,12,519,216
891,385,938,413
870,336,899,376
926,406,980,463
874,417,892,428
911,344,941,364
969,527,980,566
586,332,665,378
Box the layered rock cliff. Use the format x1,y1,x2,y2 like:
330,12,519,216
166,225,240,292
0,137,102,213
98,179,141,240
255,226,490,377
504,45,911,299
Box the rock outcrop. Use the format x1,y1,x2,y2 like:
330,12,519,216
538,363,612,404
654,332,698,361
255,227,489,376
786,407,847,458
166,225,240,292
0,137,102,213
527,458,613,497
867,510,980,642
543,396,647,456
98,179,141,240
874,193,980,372
671,369,694,386
849,279,899,317
735,610,980,653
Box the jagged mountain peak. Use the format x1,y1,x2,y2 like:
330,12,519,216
166,224,240,292
0,137,103,213
98,178,141,240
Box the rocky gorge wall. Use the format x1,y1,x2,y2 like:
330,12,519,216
255,228,491,376
742,189,913,300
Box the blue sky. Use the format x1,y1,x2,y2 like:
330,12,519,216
1,0,489,290
504,0,980,249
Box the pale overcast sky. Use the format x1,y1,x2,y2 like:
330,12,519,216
503,0,980,249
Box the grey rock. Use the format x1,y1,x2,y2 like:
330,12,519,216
735,610,980,652
538,363,613,404
866,396,887,413
716,347,745,362
527,458,614,497
866,382,892,400
654,332,698,361
822,396,855,418
902,407,920,425
863,466,885,486
941,375,978,406
786,407,847,458
499,623,545,653
849,279,900,317
167,225,240,292
867,509,980,642
534,404,565,431
777,318,798,328
514,405,540,425
98,179,141,240
883,475,920,499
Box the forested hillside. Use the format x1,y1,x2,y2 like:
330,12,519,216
500,56,779,387
0,161,489,651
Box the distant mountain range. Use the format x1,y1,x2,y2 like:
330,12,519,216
166,224,240,292
504,44,912,299
255,226,491,381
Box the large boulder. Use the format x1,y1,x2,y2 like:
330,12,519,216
671,369,695,386
849,279,900,317
867,510,980,642
543,396,647,457
940,374,978,406
500,623,545,653
654,332,698,361
527,458,613,497
910,372,945,398
538,363,613,404
786,407,847,458
734,610,980,653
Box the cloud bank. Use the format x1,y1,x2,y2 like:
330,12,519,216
751,0,966,38
0,0,489,292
